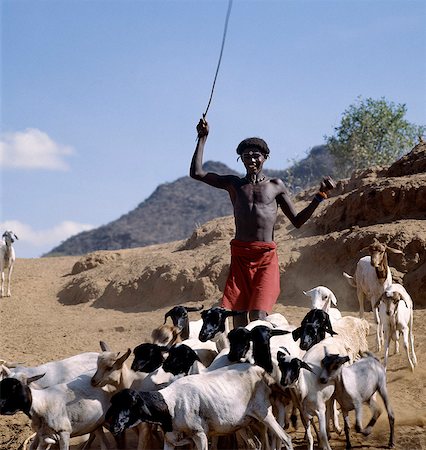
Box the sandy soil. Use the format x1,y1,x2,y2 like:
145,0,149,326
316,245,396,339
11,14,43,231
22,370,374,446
0,253,425,450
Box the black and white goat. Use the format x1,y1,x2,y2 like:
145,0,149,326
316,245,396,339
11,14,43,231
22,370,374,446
319,351,395,449
104,363,293,450
0,372,112,450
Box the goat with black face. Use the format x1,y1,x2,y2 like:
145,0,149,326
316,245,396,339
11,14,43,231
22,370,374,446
292,309,337,351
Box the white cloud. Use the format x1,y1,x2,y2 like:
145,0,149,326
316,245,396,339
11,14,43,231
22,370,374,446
0,128,74,170
0,220,95,258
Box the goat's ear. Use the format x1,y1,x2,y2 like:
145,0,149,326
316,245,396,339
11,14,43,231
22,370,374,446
374,298,382,309
13,234,19,240
329,292,338,306
385,245,403,254
100,341,111,352
114,349,132,368
26,373,46,385
164,310,173,324
303,290,311,297
292,327,301,341
300,361,315,373
270,329,290,337
1,365,12,377
324,316,337,336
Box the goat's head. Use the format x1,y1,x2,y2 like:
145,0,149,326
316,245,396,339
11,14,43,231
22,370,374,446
0,374,43,416
361,238,403,270
249,325,290,373
292,309,337,351
131,343,168,373
164,304,204,340
319,350,349,384
91,348,131,388
277,350,314,387
151,324,182,346
227,327,252,362
377,289,408,317
303,286,337,311
105,389,142,435
2,231,18,245
199,307,245,342
162,343,200,376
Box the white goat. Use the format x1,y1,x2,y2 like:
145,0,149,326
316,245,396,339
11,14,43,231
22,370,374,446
303,286,342,323
105,363,293,450
343,238,402,351
0,352,99,388
319,352,395,449
281,315,370,450
376,283,418,371
0,230,18,297
0,371,112,450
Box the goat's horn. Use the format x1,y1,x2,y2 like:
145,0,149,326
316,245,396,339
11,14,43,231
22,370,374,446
385,244,403,254
185,305,204,312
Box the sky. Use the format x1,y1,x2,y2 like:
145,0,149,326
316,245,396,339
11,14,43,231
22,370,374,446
1,0,425,258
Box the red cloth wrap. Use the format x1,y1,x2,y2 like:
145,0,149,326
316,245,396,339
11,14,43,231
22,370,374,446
221,239,280,313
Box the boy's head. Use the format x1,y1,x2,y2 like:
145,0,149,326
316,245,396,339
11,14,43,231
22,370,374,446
236,137,270,159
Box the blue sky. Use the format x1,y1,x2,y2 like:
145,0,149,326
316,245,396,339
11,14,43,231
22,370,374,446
1,0,425,258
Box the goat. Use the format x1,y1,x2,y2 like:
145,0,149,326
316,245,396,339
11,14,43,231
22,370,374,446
0,230,18,298
303,286,342,323
0,372,112,450
198,307,245,351
163,304,204,340
104,363,293,450
319,352,395,449
151,324,183,347
280,314,370,449
343,238,402,351
292,309,337,352
0,351,99,388
376,283,417,371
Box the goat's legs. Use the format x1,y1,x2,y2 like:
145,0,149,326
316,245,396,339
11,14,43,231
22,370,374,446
6,265,13,296
373,306,383,352
253,406,293,450
357,290,365,319
190,431,209,450
342,411,352,449
378,383,395,448
383,328,391,370
359,394,381,436
402,328,414,371
316,406,332,450
0,271,4,297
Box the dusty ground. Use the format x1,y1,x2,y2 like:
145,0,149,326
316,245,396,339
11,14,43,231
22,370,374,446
0,253,425,450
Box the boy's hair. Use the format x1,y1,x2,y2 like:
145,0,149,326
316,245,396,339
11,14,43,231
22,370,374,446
236,137,270,157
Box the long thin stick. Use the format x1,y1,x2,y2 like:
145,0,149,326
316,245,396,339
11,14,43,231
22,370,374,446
203,0,233,118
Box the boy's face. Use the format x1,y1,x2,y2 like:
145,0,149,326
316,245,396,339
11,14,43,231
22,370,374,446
241,148,266,174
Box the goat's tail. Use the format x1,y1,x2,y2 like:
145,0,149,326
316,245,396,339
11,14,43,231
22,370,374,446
343,272,357,287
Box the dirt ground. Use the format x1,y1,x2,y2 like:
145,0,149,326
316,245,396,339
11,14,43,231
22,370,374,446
0,254,425,450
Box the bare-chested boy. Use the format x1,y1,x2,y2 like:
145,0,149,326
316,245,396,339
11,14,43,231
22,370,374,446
190,117,334,327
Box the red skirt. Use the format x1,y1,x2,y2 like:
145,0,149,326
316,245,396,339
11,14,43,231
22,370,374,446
221,239,280,313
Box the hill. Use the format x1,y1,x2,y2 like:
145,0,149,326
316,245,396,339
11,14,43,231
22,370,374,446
45,147,335,256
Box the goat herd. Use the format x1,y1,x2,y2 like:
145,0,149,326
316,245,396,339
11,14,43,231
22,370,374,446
0,235,418,450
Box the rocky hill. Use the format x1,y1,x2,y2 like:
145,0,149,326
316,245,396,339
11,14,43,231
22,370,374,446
45,146,335,256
